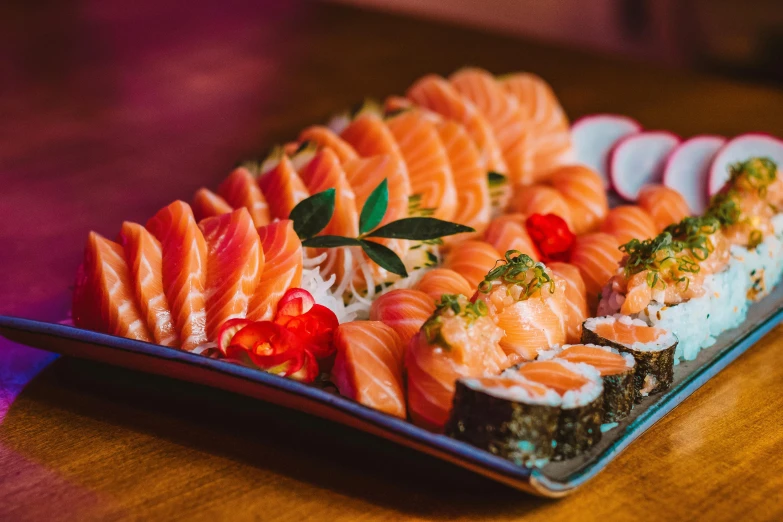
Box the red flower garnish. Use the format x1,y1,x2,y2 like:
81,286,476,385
275,288,316,321
217,318,253,355
525,213,576,263
277,303,339,359
225,321,307,376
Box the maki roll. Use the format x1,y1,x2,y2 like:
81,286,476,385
538,344,636,422
582,315,677,401
510,359,604,460
446,375,562,466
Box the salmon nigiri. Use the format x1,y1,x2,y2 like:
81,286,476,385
73,231,153,342
414,268,472,302
199,208,264,340
483,214,540,262
569,232,623,308
298,125,359,164
218,167,271,228
548,165,608,234
509,185,573,230
449,68,529,186
547,262,589,344
369,289,436,347
407,74,507,174
637,184,691,232
258,156,310,220
119,222,178,346
600,205,658,245
386,110,457,220
192,188,232,222
406,294,507,431
146,201,208,350
332,321,406,418
443,240,501,289
247,219,303,321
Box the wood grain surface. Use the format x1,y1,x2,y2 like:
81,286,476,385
2,1,783,520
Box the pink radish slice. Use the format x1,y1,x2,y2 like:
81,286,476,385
663,135,726,214
610,131,681,201
571,114,642,188
708,133,783,196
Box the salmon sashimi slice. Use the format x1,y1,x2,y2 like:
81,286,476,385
449,68,530,186
386,110,457,221
483,214,540,262
548,165,608,234
548,262,589,344
73,232,153,342
509,184,573,229
637,184,692,232
516,360,590,395
413,268,472,302
247,219,303,321
500,73,573,181
369,289,436,347
340,112,406,162
569,233,623,309
594,320,667,346
146,201,209,350
119,222,179,346
600,205,658,245
332,321,406,418
298,125,359,164
199,208,264,340
192,188,233,222
553,345,630,376
443,240,502,289
407,74,507,174
257,155,310,220
435,120,491,239
218,167,271,227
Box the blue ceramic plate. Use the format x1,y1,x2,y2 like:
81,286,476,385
1,283,782,497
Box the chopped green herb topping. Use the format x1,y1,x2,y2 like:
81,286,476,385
729,157,777,198
663,216,720,261
477,250,555,297
422,294,488,349
620,232,699,290
706,189,742,227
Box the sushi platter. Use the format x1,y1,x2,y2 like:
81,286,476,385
2,68,783,497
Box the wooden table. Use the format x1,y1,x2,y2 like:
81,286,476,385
2,1,783,520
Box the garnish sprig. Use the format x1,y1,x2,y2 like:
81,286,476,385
728,157,777,198
423,294,488,349
620,233,699,290
477,250,555,297
663,216,720,261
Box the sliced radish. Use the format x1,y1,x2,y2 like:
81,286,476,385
663,135,726,214
610,131,681,201
708,133,783,196
571,114,642,187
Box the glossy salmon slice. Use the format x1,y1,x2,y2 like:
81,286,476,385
119,222,179,346
340,112,405,162
146,201,208,350
594,320,666,345
443,240,502,289
413,268,472,302
516,360,589,395
407,74,507,174
247,219,303,321
73,231,153,342
386,110,457,220
192,188,233,222
548,165,608,235
483,214,540,262
218,167,271,227
509,184,573,229
449,68,530,186
569,233,623,308
369,289,436,347
600,205,658,245
553,345,629,376
548,262,589,344
199,208,264,340
257,155,310,220
298,125,359,164
637,184,692,232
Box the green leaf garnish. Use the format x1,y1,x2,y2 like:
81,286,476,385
359,179,388,234
289,188,336,240
366,217,474,240
487,171,507,187
302,235,361,248
359,239,407,277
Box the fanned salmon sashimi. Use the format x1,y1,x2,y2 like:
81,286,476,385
548,165,608,235
509,184,573,229
247,219,303,321
332,321,406,418
600,205,658,245
192,188,233,222
218,167,271,228
257,155,310,220
407,74,507,174
435,120,491,239
413,268,472,302
369,289,436,347
443,240,502,289
199,208,264,340
298,125,359,164
340,112,406,163
547,262,589,344
569,233,623,309
449,68,530,186
483,214,540,262
500,73,573,181
146,201,208,351
119,222,179,346
73,232,153,342
386,110,457,221
516,360,590,395
637,184,692,232
550,345,630,376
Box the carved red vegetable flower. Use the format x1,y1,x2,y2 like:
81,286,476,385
525,213,576,263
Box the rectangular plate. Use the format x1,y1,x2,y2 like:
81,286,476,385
1,282,782,497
